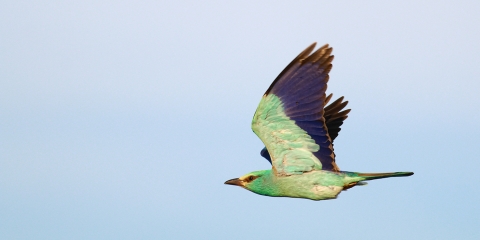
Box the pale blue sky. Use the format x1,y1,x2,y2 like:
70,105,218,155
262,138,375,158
1,1,480,239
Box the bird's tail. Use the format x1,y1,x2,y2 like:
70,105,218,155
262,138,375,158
357,172,414,181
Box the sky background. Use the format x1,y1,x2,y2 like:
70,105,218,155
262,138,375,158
1,1,480,239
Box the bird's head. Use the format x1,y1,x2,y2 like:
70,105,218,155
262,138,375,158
224,170,277,196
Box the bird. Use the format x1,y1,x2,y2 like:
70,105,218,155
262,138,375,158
224,43,413,201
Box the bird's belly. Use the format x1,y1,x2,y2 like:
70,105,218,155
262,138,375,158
277,172,344,200
309,185,343,200
279,183,343,200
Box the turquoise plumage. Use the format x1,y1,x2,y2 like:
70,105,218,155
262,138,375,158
225,43,413,201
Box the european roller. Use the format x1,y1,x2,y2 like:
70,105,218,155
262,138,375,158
225,43,413,201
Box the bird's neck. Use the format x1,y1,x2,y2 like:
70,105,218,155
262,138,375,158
248,170,283,197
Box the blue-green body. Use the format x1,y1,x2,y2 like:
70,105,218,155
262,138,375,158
243,170,349,200
234,170,411,201
225,43,413,201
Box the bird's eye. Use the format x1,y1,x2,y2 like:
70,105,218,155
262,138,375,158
248,176,255,181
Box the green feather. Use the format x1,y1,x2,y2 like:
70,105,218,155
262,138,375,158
251,94,322,175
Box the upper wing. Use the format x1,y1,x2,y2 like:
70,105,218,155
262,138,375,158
251,43,339,175
259,94,350,164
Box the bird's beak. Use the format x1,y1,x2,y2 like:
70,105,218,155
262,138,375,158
224,178,244,187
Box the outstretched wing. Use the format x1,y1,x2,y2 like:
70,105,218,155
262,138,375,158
252,43,339,175
259,94,350,164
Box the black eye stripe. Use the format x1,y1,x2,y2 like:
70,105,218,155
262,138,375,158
247,176,257,182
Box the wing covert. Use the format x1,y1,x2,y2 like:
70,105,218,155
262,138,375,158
259,94,350,164
252,94,323,175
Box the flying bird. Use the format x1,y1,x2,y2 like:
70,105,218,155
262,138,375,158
225,43,413,201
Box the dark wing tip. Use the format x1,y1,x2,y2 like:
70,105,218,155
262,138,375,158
265,42,328,95
303,44,331,63
325,93,333,105
300,42,318,58
324,95,351,142
324,96,346,112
